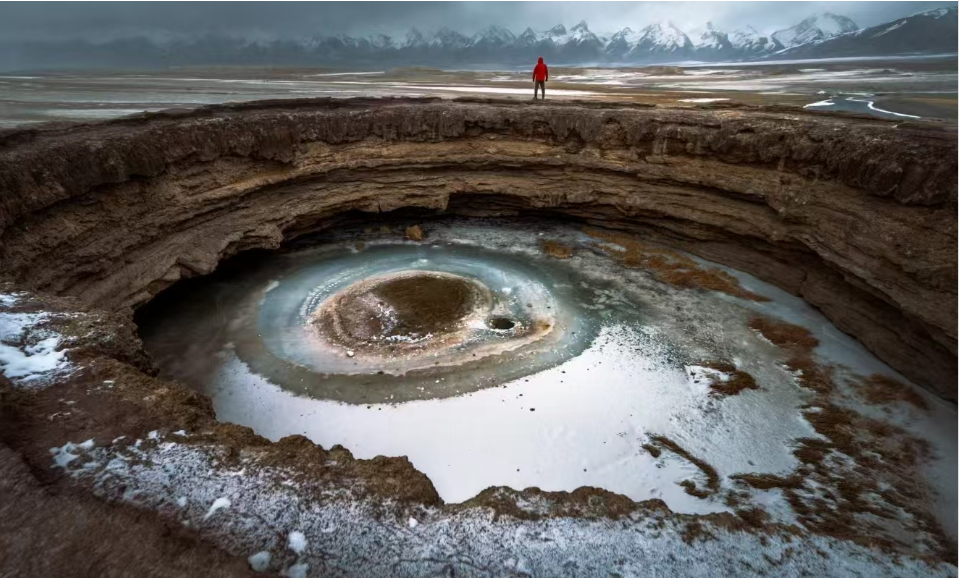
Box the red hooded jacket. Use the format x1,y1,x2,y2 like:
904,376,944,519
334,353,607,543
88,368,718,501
532,57,548,82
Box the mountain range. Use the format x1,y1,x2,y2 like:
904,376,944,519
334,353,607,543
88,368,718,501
0,7,955,71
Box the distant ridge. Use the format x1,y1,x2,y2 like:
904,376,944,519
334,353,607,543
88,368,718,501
0,7,954,71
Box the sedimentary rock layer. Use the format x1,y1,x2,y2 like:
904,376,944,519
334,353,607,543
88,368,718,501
0,97,955,398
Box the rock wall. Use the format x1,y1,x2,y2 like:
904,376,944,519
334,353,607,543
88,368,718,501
0,97,955,399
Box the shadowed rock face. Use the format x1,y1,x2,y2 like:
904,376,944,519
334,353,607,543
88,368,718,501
0,97,955,399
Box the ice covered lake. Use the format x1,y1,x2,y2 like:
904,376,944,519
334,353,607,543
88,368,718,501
137,220,957,537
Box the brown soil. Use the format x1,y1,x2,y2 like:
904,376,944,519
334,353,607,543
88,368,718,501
317,272,488,345
538,239,574,259
585,227,768,302
373,275,472,334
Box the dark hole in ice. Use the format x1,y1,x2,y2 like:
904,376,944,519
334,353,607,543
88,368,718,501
490,317,516,330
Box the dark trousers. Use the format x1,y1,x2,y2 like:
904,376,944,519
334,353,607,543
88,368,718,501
533,80,546,100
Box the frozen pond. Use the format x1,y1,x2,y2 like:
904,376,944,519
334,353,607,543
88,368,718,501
138,220,956,533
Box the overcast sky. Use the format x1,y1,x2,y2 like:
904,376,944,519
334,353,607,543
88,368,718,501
0,2,952,42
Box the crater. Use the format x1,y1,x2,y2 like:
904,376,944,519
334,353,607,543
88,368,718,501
0,98,955,573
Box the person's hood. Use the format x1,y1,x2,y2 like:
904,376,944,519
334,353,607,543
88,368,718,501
537,57,544,64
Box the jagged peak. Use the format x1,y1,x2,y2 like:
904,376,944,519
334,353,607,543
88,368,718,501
472,24,515,44
571,20,589,32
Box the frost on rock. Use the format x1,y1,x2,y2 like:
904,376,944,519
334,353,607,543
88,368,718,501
248,551,272,572
287,530,308,554
50,439,96,469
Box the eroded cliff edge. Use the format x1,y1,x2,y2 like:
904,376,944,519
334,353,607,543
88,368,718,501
0,97,955,399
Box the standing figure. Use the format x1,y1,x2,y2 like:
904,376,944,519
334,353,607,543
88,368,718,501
532,57,548,100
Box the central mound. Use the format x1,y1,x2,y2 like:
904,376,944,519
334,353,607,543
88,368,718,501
314,270,493,353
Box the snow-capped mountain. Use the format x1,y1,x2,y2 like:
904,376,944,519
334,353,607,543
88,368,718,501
565,21,601,45
401,28,428,49
690,22,735,58
545,24,569,43
430,27,470,49
514,27,543,48
4,9,953,71
729,26,780,54
771,13,858,48
470,25,516,48
691,23,729,49
604,27,640,59
628,22,694,59
558,21,604,59
366,34,395,51
773,6,956,59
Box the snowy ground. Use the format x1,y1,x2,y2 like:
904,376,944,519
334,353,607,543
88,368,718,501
1,55,954,126
50,435,956,578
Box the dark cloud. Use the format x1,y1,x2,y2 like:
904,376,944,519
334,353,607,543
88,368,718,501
0,1,952,42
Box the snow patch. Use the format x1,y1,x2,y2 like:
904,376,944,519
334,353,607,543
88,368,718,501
288,530,308,554
203,497,232,520
248,551,272,572
0,305,72,387
283,562,309,578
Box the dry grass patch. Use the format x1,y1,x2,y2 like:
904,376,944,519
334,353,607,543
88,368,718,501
702,361,760,397
738,314,953,561
648,435,720,497
748,317,819,350
538,238,574,259
584,227,768,301
784,356,834,395
853,373,929,411
748,316,832,394
732,395,952,562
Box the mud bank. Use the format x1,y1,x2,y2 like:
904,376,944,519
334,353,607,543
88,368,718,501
0,97,955,398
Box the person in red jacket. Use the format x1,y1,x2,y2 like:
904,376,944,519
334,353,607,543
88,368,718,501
532,57,548,100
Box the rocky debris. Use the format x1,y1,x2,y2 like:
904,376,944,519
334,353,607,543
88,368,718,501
404,225,425,242
0,97,953,395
